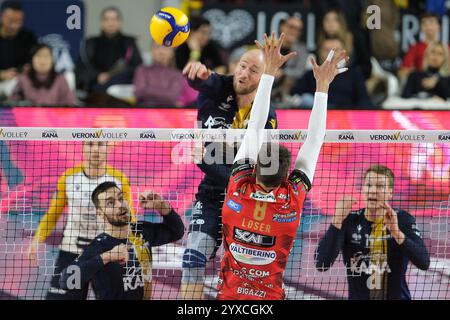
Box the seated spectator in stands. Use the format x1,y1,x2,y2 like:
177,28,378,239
0,1,37,99
399,13,444,83
272,14,309,105
367,0,400,63
75,7,142,93
134,42,196,107
175,16,226,74
318,8,372,79
402,42,450,100
9,44,77,105
293,35,373,109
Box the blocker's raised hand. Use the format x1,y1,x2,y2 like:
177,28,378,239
310,48,349,93
255,32,297,77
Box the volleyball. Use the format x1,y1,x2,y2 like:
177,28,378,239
149,7,190,48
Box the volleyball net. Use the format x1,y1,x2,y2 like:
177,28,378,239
0,127,448,299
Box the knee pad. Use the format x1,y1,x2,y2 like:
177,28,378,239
181,249,207,284
182,248,207,269
181,231,218,284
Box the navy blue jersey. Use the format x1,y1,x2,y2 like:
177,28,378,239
189,73,278,196
315,209,430,300
59,211,184,300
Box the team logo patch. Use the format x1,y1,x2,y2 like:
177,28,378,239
272,211,297,223
250,191,276,203
229,242,276,266
233,227,276,247
227,199,242,213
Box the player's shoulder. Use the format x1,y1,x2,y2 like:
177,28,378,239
80,234,109,257
60,165,84,180
395,209,415,224
206,72,232,87
91,233,122,254
345,209,365,223
105,165,128,180
350,208,364,216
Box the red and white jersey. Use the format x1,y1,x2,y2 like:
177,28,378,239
217,162,311,300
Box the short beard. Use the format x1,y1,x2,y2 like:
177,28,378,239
234,85,257,95
106,215,129,227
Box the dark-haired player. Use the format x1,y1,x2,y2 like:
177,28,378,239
58,181,184,299
28,141,134,300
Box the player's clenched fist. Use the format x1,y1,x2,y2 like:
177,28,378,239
333,196,357,229
101,244,128,265
182,61,212,81
139,191,171,216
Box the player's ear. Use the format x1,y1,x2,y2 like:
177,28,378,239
96,207,106,221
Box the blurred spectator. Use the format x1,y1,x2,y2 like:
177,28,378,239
318,9,353,54
398,13,443,83
394,0,427,14
134,42,196,107
9,44,77,105
175,16,226,74
426,0,447,17
293,35,373,109
272,15,309,105
367,0,400,62
318,8,372,79
0,1,37,98
402,42,450,100
75,7,142,94
301,0,329,20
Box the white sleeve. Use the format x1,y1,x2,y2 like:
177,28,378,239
294,92,328,184
234,74,275,163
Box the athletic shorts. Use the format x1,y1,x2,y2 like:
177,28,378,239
188,193,224,259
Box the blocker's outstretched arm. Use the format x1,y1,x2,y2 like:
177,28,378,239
234,32,296,164
294,50,349,184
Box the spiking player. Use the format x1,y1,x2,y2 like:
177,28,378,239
217,32,349,300
27,141,134,299
180,39,279,299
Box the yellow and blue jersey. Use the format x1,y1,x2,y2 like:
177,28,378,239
33,165,135,255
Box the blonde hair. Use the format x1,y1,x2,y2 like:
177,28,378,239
318,9,353,53
423,41,450,76
364,165,394,188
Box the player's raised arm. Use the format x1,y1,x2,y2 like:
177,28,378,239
234,32,296,164
294,49,349,184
